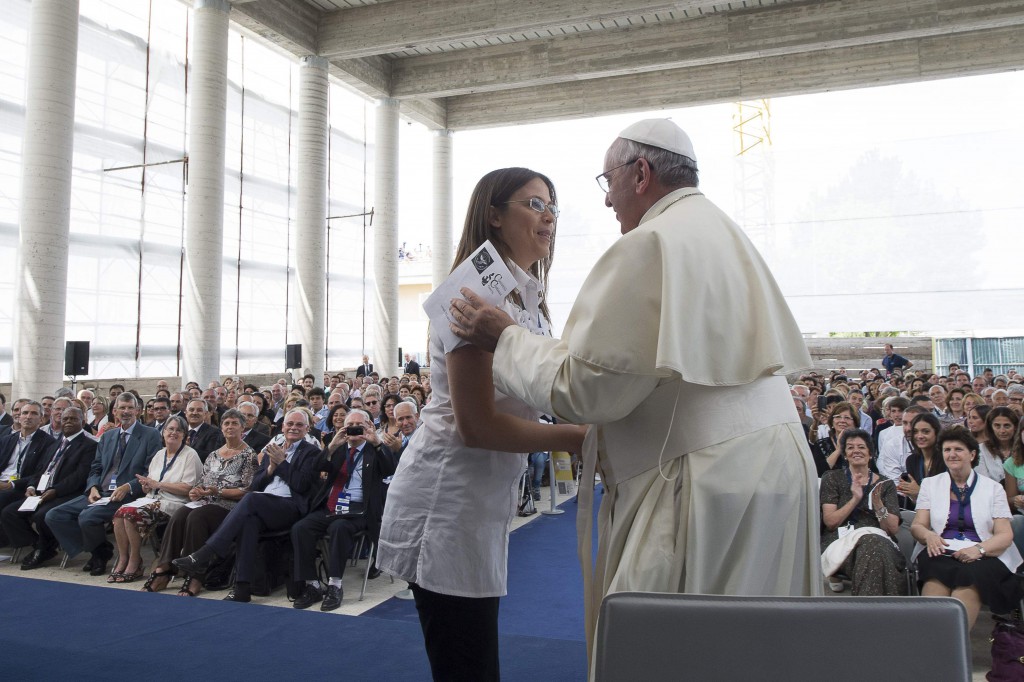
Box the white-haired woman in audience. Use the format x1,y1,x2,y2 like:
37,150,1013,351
142,408,257,595
108,415,203,583
820,429,905,595
911,426,1023,628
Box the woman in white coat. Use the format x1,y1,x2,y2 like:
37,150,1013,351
911,426,1022,628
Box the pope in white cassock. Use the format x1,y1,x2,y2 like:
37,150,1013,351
450,118,823,660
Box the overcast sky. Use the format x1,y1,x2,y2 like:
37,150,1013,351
396,71,1024,336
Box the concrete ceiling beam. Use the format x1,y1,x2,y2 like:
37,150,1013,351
230,0,320,55
316,0,718,59
444,25,1024,129
391,0,1024,98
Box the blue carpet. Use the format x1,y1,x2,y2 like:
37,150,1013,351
0,574,585,681
366,489,601,644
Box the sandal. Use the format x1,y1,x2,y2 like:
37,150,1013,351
141,568,175,592
177,575,200,597
116,569,144,584
106,570,125,584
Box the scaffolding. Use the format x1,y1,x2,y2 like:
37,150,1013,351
732,99,775,263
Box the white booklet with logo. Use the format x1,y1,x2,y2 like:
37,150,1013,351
422,240,515,353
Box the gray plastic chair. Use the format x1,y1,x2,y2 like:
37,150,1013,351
595,592,970,682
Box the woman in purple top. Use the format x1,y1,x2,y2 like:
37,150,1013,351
911,426,1023,628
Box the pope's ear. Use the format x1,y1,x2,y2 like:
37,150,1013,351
487,205,501,229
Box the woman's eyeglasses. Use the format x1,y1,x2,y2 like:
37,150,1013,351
500,196,559,218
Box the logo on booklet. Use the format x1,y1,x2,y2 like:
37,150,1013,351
481,272,508,297
472,248,494,274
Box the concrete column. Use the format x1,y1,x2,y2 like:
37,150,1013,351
294,56,329,382
13,0,80,399
373,98,400,376
432,129,454,288
181,0,230,388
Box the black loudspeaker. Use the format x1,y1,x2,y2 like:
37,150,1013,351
286,344,302,369
65,341,90,376
397,347,403,367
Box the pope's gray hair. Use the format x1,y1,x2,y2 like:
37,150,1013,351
610,138,699,188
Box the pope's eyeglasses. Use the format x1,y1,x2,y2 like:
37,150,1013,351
595,158,639,193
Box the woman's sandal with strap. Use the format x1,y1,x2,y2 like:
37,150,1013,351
141,568,174,592
177,575,199,597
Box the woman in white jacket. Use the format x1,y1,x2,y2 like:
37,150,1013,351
911,425,1023,628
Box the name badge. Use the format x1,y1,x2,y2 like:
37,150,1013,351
37,473,51,491
109,477,117,492
335,492,351,515
838,524,853,539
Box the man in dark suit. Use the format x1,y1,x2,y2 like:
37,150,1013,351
404,353,421,378
174,408,320,603
0,391,15,430
169,392,186,418
184,398,225,462
237,401,271,452
290,410,396,611
2,407,96,569
0,401,55,546
150,396,171,432
46,393,162,575
355,355,373,378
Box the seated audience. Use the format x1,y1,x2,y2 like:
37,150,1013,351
0,401,56,546
2,407,95,568
291,410,396,611
150,397,171,432
39,397,71,438
46,393,162,575
878,404,924,484
173,408,319,602
386,399,420,457
873,395,907,452
145,409,257,595
184,398,225,463
377,394,402,440
169,392,186,417
321,404,350,448
0,392,13,432
820,429,906,595
1002,421,1024,555
963,392,986,416
941,387,967,428
978,407,1019,482
237,401,271,453
967,404,992,452
911,426,1023,628
809,401,861,476
899,412,947,506
108,415,202,583
1007,385,1024,415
